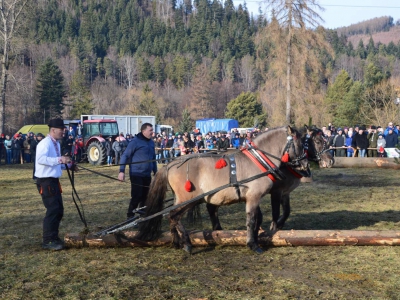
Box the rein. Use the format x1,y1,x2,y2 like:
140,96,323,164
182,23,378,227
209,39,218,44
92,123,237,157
65,164,88,229
102,169,280,235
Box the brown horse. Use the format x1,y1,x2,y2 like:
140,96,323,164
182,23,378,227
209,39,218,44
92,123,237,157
137,126,309,254
205,125,334,232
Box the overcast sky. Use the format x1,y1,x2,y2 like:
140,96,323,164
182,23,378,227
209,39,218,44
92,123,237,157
237,0,400,29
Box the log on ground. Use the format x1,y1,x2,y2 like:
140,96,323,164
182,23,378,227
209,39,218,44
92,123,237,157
64,230,400,248
332,157,400,169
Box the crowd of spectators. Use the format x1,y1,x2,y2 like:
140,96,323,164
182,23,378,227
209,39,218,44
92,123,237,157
150,127,265,163
323,122,399,158
1,121,398,165
0,125,84,165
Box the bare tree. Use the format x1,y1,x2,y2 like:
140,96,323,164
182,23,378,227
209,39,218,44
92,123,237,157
260,0,332,124
360,80,399,126
0,0,29,133
238,54,255,92
120,55,137,90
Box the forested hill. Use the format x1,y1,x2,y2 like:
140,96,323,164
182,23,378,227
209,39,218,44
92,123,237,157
3,0,400,133
31,0,260,61
335,16,400,45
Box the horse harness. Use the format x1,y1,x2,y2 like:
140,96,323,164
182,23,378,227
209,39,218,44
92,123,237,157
306,131,331,162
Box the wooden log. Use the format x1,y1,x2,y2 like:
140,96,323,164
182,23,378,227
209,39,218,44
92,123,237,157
332,157,400,169
64,230,400,248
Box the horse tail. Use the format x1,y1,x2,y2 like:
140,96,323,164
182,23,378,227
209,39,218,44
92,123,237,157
185,203,203,226
136,167,168,241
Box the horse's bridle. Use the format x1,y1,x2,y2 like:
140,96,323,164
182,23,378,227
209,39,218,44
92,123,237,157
282,134,308,168
304,132,330,162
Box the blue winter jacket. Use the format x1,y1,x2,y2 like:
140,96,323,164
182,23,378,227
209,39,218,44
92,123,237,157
119,133,157,177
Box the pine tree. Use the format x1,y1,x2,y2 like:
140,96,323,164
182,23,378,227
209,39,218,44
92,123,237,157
69,70,94,118
138,84,160,119
225,92,267,127
178,108,194,133
324,70,359,126
36,58,66,121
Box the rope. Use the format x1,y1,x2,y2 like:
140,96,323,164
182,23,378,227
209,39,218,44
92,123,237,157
65,164,88,229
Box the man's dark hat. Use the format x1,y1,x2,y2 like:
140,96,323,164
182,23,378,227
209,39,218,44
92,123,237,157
371,125,376,129
360,125,366,131
37,133,44,138
48,118,65,129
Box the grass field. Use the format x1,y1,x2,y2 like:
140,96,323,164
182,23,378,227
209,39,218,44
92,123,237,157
1,163,400,299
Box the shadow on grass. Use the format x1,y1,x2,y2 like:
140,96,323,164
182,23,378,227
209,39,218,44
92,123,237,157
284,210,400,230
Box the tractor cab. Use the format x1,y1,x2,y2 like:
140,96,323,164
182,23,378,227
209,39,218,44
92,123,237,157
82,120,119,165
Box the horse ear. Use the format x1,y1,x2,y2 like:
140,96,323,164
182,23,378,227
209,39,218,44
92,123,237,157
287,125,295,136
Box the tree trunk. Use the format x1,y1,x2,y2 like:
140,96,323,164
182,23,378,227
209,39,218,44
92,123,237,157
285,1,292,125
0,43,8,134
64,230,400,248
332,157,400,169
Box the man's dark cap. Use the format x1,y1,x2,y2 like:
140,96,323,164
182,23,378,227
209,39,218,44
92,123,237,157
371,125,376,129
48,118,65,129
37,133,44,138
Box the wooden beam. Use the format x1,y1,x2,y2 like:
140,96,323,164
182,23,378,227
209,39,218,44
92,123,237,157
332,157,400,169
64,230,400,248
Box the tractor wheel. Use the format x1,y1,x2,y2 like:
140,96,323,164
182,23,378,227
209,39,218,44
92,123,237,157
87,141,106,165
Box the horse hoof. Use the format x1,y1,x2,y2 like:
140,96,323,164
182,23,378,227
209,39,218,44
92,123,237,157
253,247,264,254
270,222,277,232
183,244,192,254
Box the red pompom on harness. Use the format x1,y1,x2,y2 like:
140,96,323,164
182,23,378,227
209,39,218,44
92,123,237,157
281,152,289,163
185,180,192,192
215,158,227,169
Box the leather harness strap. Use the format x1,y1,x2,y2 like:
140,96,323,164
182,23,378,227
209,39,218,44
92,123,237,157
241,148,277,182
228,154,241,198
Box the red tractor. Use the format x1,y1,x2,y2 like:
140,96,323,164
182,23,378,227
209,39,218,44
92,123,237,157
82,119,119,165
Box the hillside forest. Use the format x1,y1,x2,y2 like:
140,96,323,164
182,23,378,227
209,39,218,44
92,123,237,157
1,0,400,134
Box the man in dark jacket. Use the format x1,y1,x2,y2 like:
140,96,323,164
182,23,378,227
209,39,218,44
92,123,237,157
352,126,369,157
385,128,398,148
367,125,378,157
118,123,157,219
217,135,230,151
333,128,346,157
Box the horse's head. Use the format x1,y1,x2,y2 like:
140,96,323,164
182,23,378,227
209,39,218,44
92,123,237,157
304,125,334,168
285,126,310,176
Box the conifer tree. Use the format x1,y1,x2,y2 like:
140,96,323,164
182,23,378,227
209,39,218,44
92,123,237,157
225,92,267,127
36,58,66,121
324,70,360,126
178,108,194,133
69,70,94,118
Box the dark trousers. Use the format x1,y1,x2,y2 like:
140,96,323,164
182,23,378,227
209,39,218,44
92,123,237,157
368,149,377,157
115,151,121,165
128,175,151,218
335,149,346,157
36,178,63,243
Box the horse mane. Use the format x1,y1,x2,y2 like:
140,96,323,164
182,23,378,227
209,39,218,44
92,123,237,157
253,126,302,146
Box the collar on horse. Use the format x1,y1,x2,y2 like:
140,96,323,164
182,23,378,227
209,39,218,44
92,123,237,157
241,131,308,180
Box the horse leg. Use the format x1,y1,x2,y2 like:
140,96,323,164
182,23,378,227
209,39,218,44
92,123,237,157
206,203,223,230
246,203,263,254
255,206,263,231
270,190,281,232
169,204,196,254
277,194,291,229
169,220,181,249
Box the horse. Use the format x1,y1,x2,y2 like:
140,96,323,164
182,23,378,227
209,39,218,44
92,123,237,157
204,125,334,232
136,126,309,254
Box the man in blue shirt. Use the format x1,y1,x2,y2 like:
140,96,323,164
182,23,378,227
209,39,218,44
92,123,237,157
118,123,157,219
